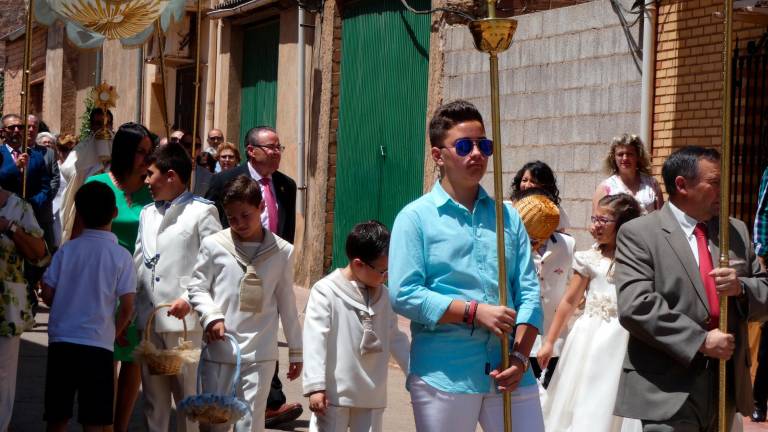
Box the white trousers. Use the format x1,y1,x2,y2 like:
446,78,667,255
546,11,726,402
408,375,544,432
0,336,20,431
199,359,276,432
309,405,384,432
140,330,201,432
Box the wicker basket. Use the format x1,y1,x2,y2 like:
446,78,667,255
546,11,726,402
142,304,190,376
178,334,250,425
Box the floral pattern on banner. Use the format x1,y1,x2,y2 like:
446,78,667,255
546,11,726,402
0,194,44,337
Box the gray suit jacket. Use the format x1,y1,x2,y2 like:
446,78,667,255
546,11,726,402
615,203,768,421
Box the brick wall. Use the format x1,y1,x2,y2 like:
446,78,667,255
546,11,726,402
2,25,47,117
322,4,343,273
0,0,25,40
652,0,765,182
443,0,642,248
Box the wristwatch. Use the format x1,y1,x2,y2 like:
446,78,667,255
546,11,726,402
5,222,17,237
510,350,530,372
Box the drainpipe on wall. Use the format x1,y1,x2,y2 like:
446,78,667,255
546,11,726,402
297,5,307,215
95,47,102,85
640,1,657,148
136,46,143,122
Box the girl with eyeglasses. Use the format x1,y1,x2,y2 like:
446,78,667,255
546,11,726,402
538,193,643,432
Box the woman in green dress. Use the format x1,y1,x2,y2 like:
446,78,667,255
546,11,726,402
83,123,153,432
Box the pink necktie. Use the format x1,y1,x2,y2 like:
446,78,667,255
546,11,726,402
693,223,719,329
260,177,278,233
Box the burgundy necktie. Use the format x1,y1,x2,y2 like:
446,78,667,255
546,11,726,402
260,177,278,233
693,223,719,329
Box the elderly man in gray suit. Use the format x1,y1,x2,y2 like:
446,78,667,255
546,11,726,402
615,146,768,431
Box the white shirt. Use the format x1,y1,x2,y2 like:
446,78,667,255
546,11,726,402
668,201,703,265
530,232,575,357
44,229,136,351
247,162,278,229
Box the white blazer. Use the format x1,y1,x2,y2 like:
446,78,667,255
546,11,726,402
187,230,302,365
530,232,575,357
303,269,410,409
134,192,222,333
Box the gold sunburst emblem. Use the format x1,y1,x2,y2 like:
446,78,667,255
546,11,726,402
91,82,118,110
56,0,162,40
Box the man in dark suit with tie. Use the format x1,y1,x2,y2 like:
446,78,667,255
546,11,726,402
0,114,52,224
205,125,300,427
615,146,768,431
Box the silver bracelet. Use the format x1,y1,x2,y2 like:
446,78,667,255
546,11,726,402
510,350,530,372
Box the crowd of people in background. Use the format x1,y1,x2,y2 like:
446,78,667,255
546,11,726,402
0,97,767,432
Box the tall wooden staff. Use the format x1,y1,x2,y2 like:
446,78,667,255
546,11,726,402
468,5,517,432
189,0,203,192
718,0,735,429
19,0,35,199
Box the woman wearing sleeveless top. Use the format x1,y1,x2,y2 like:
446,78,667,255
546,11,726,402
592,134,663,215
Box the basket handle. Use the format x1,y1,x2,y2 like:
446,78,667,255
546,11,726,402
196,333,242,398
143,303,189,343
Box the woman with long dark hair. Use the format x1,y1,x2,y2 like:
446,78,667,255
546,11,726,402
84,122,154,432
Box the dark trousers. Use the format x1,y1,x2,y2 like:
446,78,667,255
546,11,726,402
267,360,286,410
530,357,558,388
641,358,717,432
755,323,768,406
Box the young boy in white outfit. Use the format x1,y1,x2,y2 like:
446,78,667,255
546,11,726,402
512,188,575,388
135,142,222,431
303,221,410,432
186,175,302,432
41,182,136,431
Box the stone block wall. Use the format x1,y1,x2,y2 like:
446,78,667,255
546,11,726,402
443,0,642,247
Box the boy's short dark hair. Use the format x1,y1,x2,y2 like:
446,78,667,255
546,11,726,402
222,175,263,208
75,182,116,228
147,142,193,184
428,100,485,148
345,220,390,264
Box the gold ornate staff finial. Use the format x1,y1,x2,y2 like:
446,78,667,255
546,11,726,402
91,82,118,140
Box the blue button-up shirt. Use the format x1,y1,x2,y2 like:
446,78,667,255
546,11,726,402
388,181,542,393
755,166,768,257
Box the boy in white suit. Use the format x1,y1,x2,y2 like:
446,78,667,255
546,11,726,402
303,220,410,432
134,142,222,431
187,175,303,432
514,188,575,388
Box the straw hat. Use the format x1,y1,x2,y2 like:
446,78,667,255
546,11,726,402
513,194,560,242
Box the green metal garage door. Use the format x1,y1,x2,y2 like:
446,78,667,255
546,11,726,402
239,19,280,154
331,0,431,269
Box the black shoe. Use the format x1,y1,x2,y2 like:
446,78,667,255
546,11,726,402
751,403,766,422
265,402,303,428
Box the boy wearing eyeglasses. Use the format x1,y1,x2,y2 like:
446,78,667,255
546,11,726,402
303,220,410,432
388,100,544,432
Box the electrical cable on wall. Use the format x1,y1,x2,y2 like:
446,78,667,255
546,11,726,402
399,0,477,21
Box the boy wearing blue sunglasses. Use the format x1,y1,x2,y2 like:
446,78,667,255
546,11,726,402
388,100,544,432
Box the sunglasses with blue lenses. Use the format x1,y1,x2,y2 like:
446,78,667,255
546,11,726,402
452,138,493,157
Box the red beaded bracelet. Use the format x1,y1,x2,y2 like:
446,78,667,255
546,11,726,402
467,300,479,327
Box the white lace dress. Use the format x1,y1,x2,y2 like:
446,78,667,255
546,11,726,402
541,247,642,432
600,174,662,214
